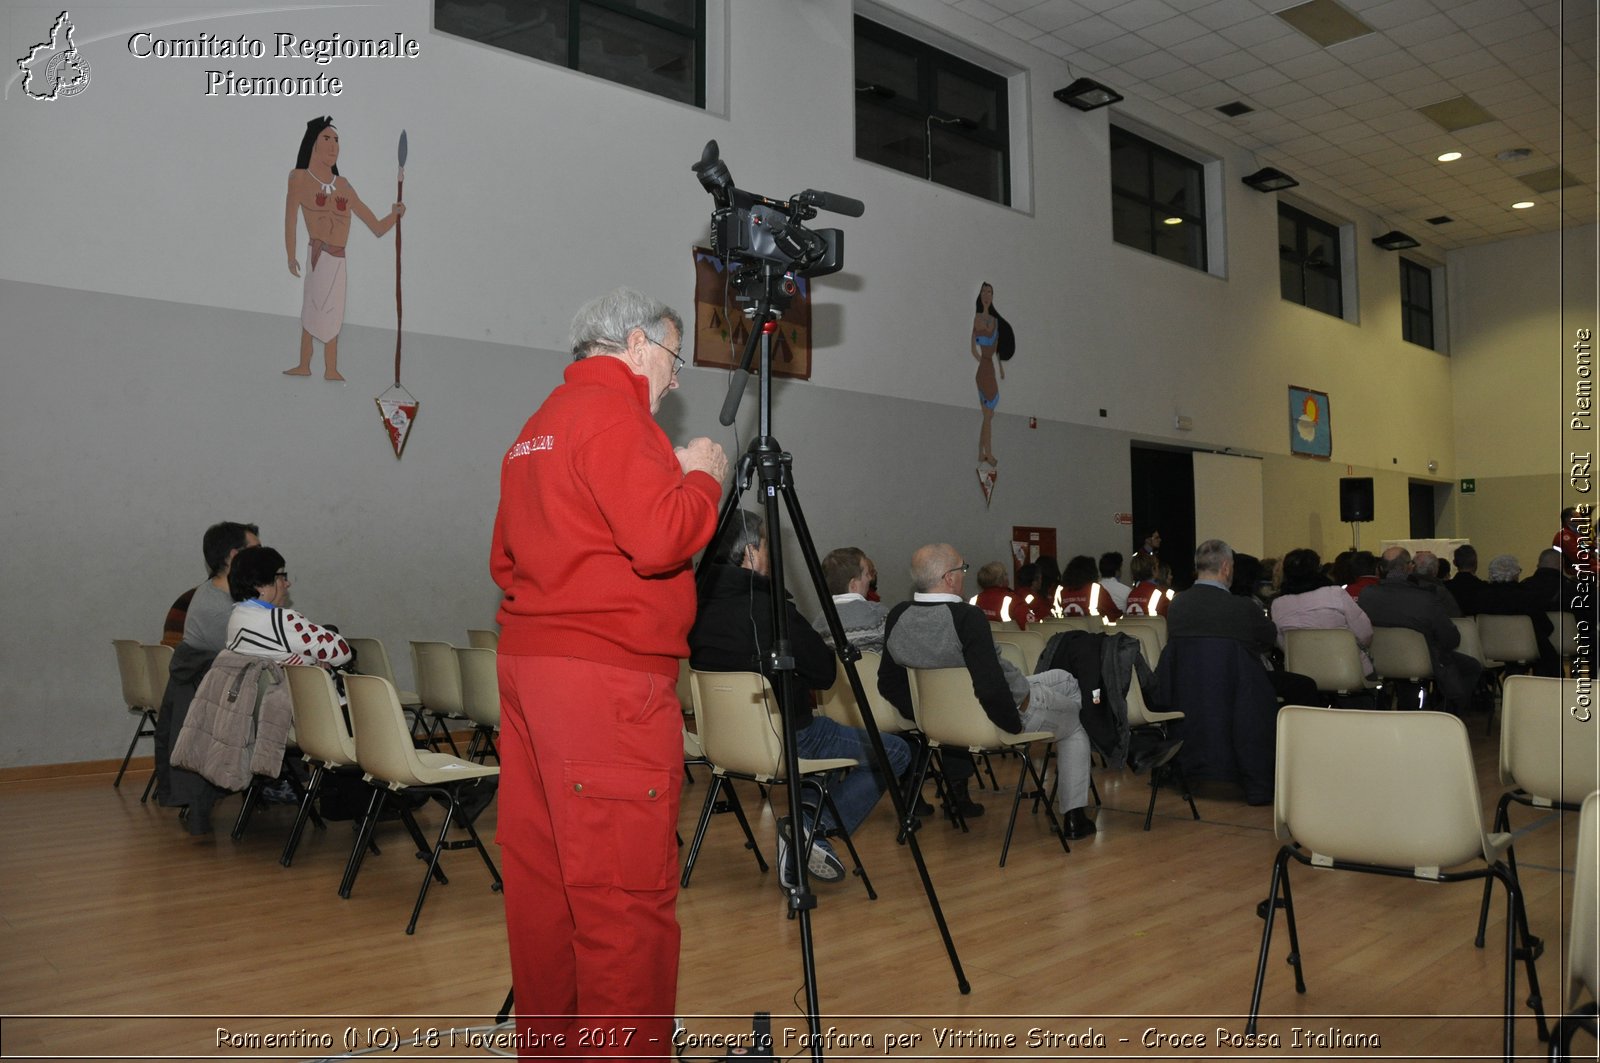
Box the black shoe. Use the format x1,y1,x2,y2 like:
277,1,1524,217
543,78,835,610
946,783,985,820
913,796,935,817
1064,807,1096,839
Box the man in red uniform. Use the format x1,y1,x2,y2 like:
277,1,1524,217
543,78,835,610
491,287,729,1059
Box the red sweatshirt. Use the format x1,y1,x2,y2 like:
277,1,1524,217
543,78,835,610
491,356,722,678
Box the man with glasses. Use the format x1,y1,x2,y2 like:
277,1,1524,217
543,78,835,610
878,543,1097,838
491,287,728,1058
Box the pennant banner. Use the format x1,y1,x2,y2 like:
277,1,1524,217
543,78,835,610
375,396,418,459
977,462,997,507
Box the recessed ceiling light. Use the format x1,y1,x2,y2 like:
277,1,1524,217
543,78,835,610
1436,151,1462,162
1163,217,1184,225
1511,201,1536,209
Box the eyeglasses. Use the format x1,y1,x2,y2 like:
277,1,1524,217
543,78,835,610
944,562,970,578
644,335,686,377
275,571,290,581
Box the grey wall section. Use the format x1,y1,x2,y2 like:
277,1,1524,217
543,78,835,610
0,278,1132,769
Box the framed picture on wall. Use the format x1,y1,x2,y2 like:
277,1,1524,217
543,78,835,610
1288,385,1332,459
690,247,812,380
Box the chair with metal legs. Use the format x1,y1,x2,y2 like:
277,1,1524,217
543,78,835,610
343,673,502,934
1549,791,1600,1060
1246,706,1546,1062
112,640,161,795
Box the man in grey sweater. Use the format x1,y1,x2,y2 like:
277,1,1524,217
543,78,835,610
811,546,890,654
878,543,1096,838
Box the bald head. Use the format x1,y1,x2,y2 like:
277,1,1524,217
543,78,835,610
1413,550,1439,579
910,543,962,593
1381,546,1411,577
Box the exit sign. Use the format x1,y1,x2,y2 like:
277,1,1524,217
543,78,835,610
1460,478,1476,493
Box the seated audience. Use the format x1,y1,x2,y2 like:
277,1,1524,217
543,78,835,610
812,546,890,653
1555,505,1598,576
1269,548,1374,673
1480,553,1558,676
1230,552,1273,609
1012,563,1050,626
1167,539,1319,705
1409,550,1461,617
226,546,353,668
1359,547,1482,712
1524,547,1578,612
1035,555,1063,617
1098,552,1131,613
1341,551,1381,600
1055,554,1122,620
1446,544,1488,615
878,543,1097,838
972,561,1027,629
154,520,259,810
1122,553,1170,617
690,512,911,885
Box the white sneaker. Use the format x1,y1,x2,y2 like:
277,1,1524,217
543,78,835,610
776,820,846,887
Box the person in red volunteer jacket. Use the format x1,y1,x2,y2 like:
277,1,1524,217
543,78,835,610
490,287,729,1058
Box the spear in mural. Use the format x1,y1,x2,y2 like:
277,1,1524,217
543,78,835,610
375,129,418,458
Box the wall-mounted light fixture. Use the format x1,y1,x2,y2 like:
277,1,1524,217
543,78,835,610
1242,166,1298,192
1054,77,1122,111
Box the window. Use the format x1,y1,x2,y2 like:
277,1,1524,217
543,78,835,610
854,17,1010,205
1400,257,1435,349
1110,126,1207,270
1279,203,1342,317
435,0,704,108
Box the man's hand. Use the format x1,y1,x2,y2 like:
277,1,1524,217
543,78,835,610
675,437,730,483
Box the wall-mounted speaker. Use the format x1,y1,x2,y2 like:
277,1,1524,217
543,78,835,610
1339,477,1374,523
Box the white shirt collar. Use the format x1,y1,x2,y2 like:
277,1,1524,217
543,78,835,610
914,592,962,603
832,592,865,604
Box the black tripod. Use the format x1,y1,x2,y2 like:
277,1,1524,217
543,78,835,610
698,262,969,1061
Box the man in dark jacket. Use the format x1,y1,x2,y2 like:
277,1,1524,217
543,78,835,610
689,511,910,885
1446,544,1489,616
1360,547,1482,711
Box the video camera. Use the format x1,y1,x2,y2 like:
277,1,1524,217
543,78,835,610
692,140,862,279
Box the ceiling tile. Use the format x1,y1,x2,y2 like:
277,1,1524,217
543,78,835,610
1122,48,1190,79
1188,0,1264,31
1015,0,1098,32
1384,13,1458,46
1350,50,1421,80
1217,16,1297,49
1358,0,1443,32
1089,31,1160,63
1325,80,1395,107
1168,31,1242,63
1196,49,1268,79
1100,0,1183,32
1138,14,1213,48
1226,65,1293,93
1405,30,1486,63
1055,15,1128,48
1445,0,1520,30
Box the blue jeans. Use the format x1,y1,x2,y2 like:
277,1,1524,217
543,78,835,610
794,715,911,836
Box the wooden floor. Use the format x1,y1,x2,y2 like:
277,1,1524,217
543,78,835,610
0,725,1586,1063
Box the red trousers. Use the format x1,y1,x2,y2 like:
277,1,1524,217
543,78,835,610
496,655,684,1060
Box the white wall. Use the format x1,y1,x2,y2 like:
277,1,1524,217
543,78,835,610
0,0,1570,767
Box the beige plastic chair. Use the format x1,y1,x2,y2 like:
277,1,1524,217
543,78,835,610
1473,676,1600,985
1115,615,1168,654
112,640,161,794
1246,706,1545,1061
1283,628,1376,703
279,665,361,868
1107,622,1162,670
816,652,912,738
1548,611,1577,675
681,670,874,896
1124,677,1199,830
1551,791,1600,1058
410,640,468,755
465,628,499,650
139,643,174,803
906,666,1069,866
991,630,1047,673
1453,615,1491,667
1367,626,1436,708
345,637,422,710
454,646,501,762
1478,614,1541,678
342,673,501,935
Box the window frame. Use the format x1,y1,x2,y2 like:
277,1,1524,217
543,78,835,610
1108,125,1209,272
1278,202,1344,319
853,15,1011,206
1400,256,1436,350
434,0,707,109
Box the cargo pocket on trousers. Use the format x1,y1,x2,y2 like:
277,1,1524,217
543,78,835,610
560,759,676,891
